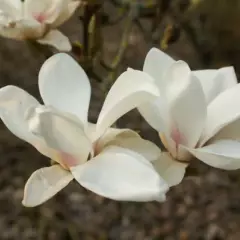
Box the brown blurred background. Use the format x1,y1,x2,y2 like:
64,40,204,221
0,0,240,239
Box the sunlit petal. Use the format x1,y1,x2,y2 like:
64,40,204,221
153,152,187,187
200,84,240,145
186,140,240,170
37,30,71,51
71,146,169,202
97,68,160,136
38,53,91,125
23,165,73,207
193,66,237,104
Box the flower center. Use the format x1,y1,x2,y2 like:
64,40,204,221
159,129,188,161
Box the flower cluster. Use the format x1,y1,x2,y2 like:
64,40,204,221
0,47,239,207
0,0,80,51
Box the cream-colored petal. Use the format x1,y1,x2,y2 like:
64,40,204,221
153,152,187,187
24,0,64,24
0,85,39,143
37,30,71,51
165,61,207,148
210,119,240,142
105,136,162,162
0,0,22,17
143,47,175,89
95,127,139,151
71,146,169,202
38,53,90,127
52,1,80,27
97,68,160,137
138,96,168,132
186,140,240,170
23,165,73,207
200,84,240,145
27,106,92,166
193,67,237,105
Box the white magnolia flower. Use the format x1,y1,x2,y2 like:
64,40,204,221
0,0,80,51
0,53,170,207
97,47,240,185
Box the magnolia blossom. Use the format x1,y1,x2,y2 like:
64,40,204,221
0,0,80,51
0,53,172,207
97,47,240,184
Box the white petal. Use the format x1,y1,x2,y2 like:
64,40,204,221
0,85,39,143
193,67,237,104
0,18,26,40
153,152,187,187
52,1,80,27
27,106,92,166
95,127,140,150
210,119,240,142
22,165,73,207
106,136,162,162
0,18,44,40
200,84,240,145
8,0,22,11
37,30,71,51
165,61,207,148
143,48,175,89
0,0,22,16
71,146,169,202
0,86,61,159
24,0,51,19
38,53,91,125
24,0,64,24
186,140,240,170
97,69,160,136
86,123,138,145
138,97,167,132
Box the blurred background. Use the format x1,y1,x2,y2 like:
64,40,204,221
0,0,240,239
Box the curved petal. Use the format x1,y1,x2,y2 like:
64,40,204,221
26,106,92,166
24,0,51,19
87,123,139,150
193,67,237,104
71,146,169,202
0,18,26,40
22,165,73,207
165,61,207,148
153,152,187,187
97,69,160,136
143,47,175,89
52,1,80,27
106,136,162,162
38,53,91,125
0,86,62,159
186,140,240,170
95,127,140,150
8,0,22,11
200,84,240,145
210,119,240,142
37,30,71,51
24,0,64,24
138,97,167,132
0,85,39,143
0,0,22,17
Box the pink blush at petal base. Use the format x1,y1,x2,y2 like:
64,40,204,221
171,128,185,147
33,14,46,23
59,152,79,168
